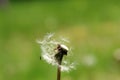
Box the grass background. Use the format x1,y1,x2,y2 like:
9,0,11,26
0,1,120,80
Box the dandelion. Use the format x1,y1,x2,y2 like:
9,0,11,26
37,33,75,80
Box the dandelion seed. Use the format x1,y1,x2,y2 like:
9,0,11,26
60,36,70,43
60,63,76,72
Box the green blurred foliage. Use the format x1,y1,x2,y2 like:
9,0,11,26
0,0,120,80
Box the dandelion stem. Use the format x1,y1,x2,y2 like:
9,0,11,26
57,57,62,80
56,53,63,80
57,65,61,80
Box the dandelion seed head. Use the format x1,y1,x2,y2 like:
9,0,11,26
37,33,75,72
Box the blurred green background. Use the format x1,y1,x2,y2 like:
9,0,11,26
0,0,120,80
